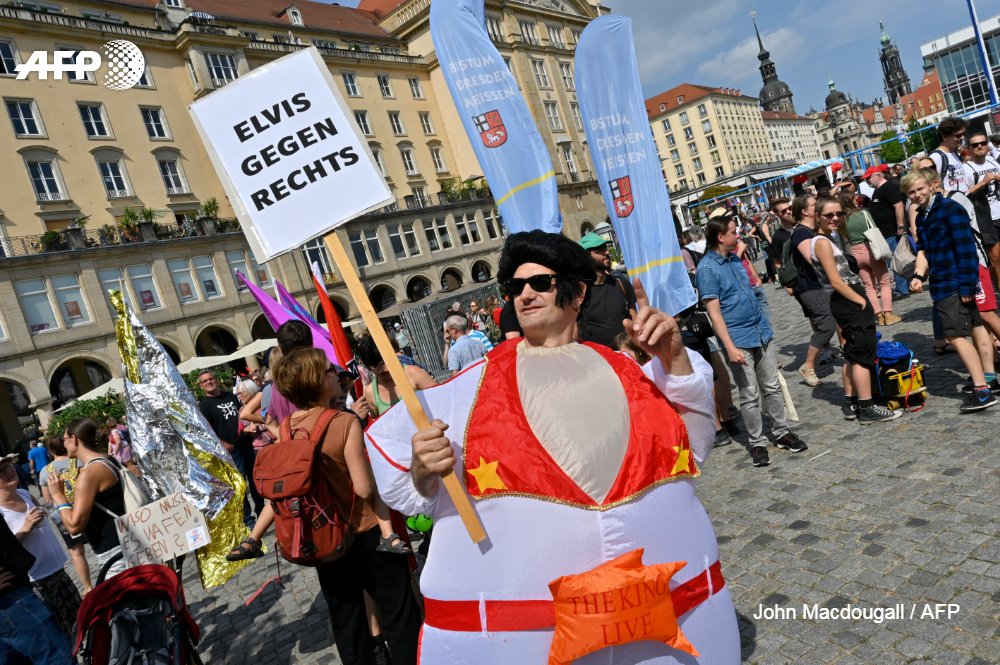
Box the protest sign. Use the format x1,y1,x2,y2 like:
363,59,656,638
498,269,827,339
189,47,392,261
576,16,697,315
115,492,211,567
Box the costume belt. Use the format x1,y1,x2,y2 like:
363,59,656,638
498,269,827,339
423,560,724,633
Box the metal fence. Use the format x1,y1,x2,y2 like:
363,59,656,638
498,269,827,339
399,282,503,379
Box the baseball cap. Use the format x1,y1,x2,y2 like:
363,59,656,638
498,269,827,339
578,232,609,250
393,323,401,330
862,164,889,180
708,207,734,220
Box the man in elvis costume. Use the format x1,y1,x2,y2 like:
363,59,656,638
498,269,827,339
366,231,740,663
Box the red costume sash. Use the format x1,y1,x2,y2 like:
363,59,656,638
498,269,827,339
463,341,697,510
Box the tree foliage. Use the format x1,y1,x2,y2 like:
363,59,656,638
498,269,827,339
698,185,738,202
879,119,936,164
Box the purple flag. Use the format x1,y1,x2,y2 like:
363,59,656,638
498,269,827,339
275,281,322,329
237,272,342,366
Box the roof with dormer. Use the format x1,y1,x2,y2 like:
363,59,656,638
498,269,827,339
184,0,392,38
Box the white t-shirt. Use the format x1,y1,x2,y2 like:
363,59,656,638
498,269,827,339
0,489,68,581
931,150,972,194
963,157,1000,222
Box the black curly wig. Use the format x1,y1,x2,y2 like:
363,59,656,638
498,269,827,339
497,230,596,308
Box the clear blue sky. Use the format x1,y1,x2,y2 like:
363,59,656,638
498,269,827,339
326,0,1000,112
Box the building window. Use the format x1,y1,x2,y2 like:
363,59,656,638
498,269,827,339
561,144,577,177
5,99,42,136
389,111,405,135
0,39,19,76
159,159,188,194
78,103,110,138
354,111,372,135
193,255,221,299
226,250,250,289
167,258,199,303
377,74,393,98
483,209,501,239
127,264,162,309
419,111,435,135
52,274,91,326
675,164,684,177
570,102,582,130
97,268,131,312
715,166,725,177
666,134,676,147
342,72,360,96
697,173,707,185
693,157,702,171
423,218,452,250
558,62,574,90
165,0,183,7
313,38,335,49
661,118,671,132
408,77,424,99
140,107,169,139
59,50,95,82
26,160,64,200
370,145,386,176
548,25,565,48
698,103,708,118
98,159,131,198
302,237,334,277
206,53,238,86
519,20,539,45
707,135,717,148
14,278,61,333
702,119,712,134
421,220,439,251
486,15,504,42
711,150,721,164
454,213,481,245
670,149,680,162
289,8,303,26
683,127,694,140
399,147,417,175
348,229,383,267
388,224,408,259
688,142,698,156
544,102,563,131
403,223,420,255
679,111,689,125
531,59,550,88
431,146,447,173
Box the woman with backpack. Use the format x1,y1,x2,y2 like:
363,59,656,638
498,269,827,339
46,417,128,579
270,347,422,665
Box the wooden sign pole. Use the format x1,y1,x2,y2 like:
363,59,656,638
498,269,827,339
324,232,487,543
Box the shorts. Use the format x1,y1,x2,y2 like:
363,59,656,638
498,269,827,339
797,288,837,348
830,286,878,368
983,218,1000,248
935,294,984,338
975,264,997,312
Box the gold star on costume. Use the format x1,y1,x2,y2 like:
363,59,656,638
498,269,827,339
469,457,507,492
671,446,691,475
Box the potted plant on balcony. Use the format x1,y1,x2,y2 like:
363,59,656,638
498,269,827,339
138,206,160,242
197,197,220,235
119,207,140,242
40,230,65,252
63,215,90,250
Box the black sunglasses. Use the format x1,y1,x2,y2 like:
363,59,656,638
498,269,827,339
819,211,846,219
970,140,989,148
504,273,559,296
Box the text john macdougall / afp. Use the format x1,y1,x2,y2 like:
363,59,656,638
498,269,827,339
753,602,961,624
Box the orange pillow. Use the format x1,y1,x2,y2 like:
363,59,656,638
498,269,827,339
547,548,698,665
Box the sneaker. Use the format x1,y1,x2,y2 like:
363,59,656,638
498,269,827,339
373,637,392,665
798,366,821,387
841,401,858,421
960,378,1000,394
858,403,902,424
750,446,770,467
774,432,808,453
721,418,741,438
959,389,998,413
713,430,733,448
893,293,910,301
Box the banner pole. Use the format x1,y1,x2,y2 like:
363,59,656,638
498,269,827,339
323,232,487,543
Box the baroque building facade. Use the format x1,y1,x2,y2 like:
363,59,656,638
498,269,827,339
0,0,605,450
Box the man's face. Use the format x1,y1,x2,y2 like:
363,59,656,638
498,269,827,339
198,373,220,396
906,178,933,207
944,128,965,150
444,325,461,341
589,244,611,271
867,172,885,188
719,220,740,252
969,135,990,161
775,204,793,224
512,262,577,335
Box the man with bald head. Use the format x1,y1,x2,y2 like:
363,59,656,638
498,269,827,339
444,314,486,377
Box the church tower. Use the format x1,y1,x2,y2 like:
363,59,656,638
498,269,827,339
752,11,795,114
879,21,912,105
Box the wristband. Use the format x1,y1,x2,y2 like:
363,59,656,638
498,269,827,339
913,273,927,282
56,503,72,511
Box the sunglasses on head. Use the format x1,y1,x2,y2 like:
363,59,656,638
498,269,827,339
504,273,559,296
970,140,989,148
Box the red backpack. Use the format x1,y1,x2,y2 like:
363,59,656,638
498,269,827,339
253,409,355,566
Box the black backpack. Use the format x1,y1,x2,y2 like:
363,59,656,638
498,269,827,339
778,227,802,288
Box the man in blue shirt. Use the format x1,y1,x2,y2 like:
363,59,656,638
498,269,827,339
444,315,487,377
696,211,808,467
26,442,51,504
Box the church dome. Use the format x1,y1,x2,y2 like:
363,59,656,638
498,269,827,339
825,79,848,108
760,79,790,101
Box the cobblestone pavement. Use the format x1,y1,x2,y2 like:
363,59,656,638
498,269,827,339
66,285,997,664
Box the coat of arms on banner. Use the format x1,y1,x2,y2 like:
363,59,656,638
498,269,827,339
610,176,634,218
474,110,507,147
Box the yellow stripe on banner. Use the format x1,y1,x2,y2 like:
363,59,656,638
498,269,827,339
496,171,556,206
629,254,685,277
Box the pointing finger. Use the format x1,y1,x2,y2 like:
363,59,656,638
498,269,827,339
632,278,649,310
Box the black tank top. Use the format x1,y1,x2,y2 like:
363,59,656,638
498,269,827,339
83,458,126,553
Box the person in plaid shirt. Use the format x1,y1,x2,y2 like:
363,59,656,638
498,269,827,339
904,169,998,412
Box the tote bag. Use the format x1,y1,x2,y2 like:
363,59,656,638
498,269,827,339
862,211,893,261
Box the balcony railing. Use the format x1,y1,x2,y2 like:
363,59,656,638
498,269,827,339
166,187,190,196
107,189,130,199
0,6,170,41
210,77,236,88
246,40,423,65
36,192,67,202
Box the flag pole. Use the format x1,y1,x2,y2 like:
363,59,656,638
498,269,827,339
323,232,487,543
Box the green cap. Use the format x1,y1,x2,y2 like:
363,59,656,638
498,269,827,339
579,232,609,250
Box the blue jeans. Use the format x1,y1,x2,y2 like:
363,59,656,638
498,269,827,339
886,235,909,295
0,586,73,665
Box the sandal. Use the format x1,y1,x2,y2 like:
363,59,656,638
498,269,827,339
226,537,264,561
376,533,412,555
933,342,956,355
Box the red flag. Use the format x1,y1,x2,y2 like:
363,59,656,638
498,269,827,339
311,262,362,395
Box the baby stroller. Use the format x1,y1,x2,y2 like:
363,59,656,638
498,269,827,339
74,553,202,665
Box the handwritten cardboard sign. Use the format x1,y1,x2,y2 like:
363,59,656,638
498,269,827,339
189,47,392,262
115,492,211,567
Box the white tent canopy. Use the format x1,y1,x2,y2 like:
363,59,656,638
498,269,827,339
782,158,844,178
